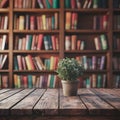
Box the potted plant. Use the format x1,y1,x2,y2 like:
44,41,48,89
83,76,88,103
56,57,84,96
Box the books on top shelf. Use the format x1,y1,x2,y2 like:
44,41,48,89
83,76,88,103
13,74,59,88
14,34,59,50
14,13,58,30
13,0,59,9
64,0,108,9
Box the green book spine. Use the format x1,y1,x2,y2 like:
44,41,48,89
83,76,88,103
53,0,59,8
93,0,98,8
27,35,33,50
14,56,19,70
100,34,107,50
17,75,21,88
52,16,55,29
49,75,54,88
28,75,33,88
46,0,51,8
65,0,70,8
97,75,102,88
86,78,90,88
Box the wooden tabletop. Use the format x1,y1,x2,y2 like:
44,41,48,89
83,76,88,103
0,88,120,120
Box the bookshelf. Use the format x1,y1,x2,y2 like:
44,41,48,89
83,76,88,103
0,0,120,88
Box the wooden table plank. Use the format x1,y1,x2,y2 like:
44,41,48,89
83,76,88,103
34,89,58,115
0,89,10,94
59,89,87,115
78,89,117,115
0,89,34,116
93,89,120,111
11,89,46,115
0,89,22,101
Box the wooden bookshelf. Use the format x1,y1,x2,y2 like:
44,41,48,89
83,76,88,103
0,0,120,88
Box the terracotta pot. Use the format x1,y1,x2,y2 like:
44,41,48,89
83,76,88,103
61,80,79,96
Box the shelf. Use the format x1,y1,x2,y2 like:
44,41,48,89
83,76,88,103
84,70,107,73
13,30,60,34
13,9,60,13
13,50,59,54
0,30,9,33
0,70,9,73
13,70,57,73
0,50,9,53
0,8,9,13
65,30,108,33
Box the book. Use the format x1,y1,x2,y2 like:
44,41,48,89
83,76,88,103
46,0,51,8
99,56,105,70
65,0,70,8
65,12,71,30
71,35,77,50
37,34,43,50
0,0,8,8
37,0,44,8
0,54,7,69
100,34,108,50
71,12,78,30
76,0,81,8
2,74,8,88
53,0,59,8
65,35,71,50
19,15,25,30
71,0,76,9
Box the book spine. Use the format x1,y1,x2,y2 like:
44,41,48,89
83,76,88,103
53,0,59,8
65,35,71,50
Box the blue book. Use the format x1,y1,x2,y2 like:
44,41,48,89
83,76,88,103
28,75,33,88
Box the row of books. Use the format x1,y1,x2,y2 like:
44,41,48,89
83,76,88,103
14,0,59,9
14,55,58,71
65,35,85,50
93,15,108,30
79,74,107,88
113,15,120,30
14,74,59,88
0,54,8,69
113,74,120,88
112,57,120,70
0,34,7,50
76,55,106,70
0,0,8,8
65,0,108,9
0,15,8,30
65,12,78,30
14,34,59,51
113,36,120,50
94,34,108,50
14,13,58,30
0,74,8,88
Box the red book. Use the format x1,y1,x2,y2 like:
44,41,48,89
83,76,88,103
30,16,35,30
37,34,43,50
71,0,76,9
71,35,77,50
77,40,81,50
51,35,56,50
71,12,78,30
0,0,8,8
2,75,8,88
102,15,108,30
17,55,23,70
22,75,28,88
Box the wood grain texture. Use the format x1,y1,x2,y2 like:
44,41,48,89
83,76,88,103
0,88,120,120
0,89,10,94
59,89,87,115
11,89,46,115
0,89,22,101
93,89,120,111
78,89,116,115
0,89,34,115
34,89,59,115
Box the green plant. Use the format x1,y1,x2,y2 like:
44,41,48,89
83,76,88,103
56,57,84,81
